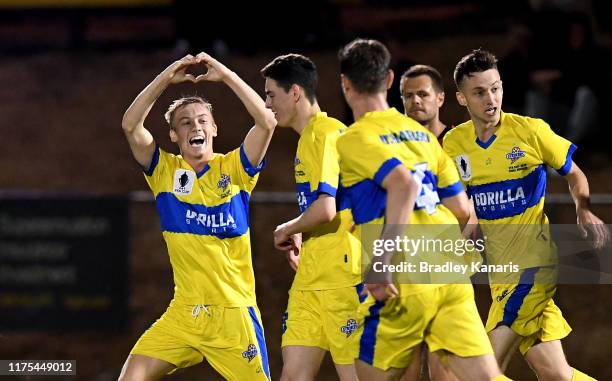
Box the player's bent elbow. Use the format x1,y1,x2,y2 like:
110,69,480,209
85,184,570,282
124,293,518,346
260,111,277,131
121,117,138,134
320,206,336,223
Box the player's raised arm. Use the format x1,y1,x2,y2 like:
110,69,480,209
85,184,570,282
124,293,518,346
122,55,198,170
565,162,610,249
366,165,419,301
195,52,276,167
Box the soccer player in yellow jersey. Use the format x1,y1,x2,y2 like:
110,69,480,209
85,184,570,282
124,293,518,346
118,53,276,380
261,54,362,381
337,39,510,381
444,48,609,381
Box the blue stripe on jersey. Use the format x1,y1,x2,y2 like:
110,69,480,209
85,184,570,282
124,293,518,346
196,163,211,179
240,144,266,177
155,190,250,238
468,164,546,221
374,158,402,186
556,143,577,176
344,179,386,224
248,306,271,380
144,145,161,176
359,300,385,365
317,181,338,198
476,134,497,149
346,169,443,224
296,182,316,213
355,283,367,303
502,267,539,326
438,180,464,199
337,182,351,212
295,181,339,213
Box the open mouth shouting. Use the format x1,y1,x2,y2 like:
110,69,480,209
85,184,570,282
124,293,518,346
189,136,206,147
484,106,497,116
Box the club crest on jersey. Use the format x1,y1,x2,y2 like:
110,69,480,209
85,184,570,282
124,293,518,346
242,344,258,362
455,155,472,181
217,173,230,191
506,146,526,164
340,319,359,337
173,170,195,195
217,173,232,198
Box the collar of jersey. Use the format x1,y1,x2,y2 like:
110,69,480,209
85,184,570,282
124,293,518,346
176,153,217,178
358,107,398,122
475,111,506,149
303,112,328,134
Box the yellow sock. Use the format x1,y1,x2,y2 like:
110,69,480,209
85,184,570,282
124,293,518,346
572,368,597,381
491,375,513,381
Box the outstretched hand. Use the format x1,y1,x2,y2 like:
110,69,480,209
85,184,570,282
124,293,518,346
577,209,610,249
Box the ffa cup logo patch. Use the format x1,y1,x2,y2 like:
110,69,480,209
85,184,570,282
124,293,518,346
455,155,472,181
340,319,359,338
242,344,258,362
506,146,526,164
173,170,195,195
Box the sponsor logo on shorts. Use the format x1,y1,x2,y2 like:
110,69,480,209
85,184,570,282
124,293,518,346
496,289,509,302
340,319,359,338
281,311,288,334
242,343,258,362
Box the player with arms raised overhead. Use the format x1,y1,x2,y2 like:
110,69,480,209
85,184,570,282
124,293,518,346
118,53,276,381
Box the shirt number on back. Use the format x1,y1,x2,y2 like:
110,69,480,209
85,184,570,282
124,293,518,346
412,162,440,215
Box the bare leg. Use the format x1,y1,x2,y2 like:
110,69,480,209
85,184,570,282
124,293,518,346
524,340,573,381
488,325,521,372
280,345,326,381
428,351,460,381
446,354,502,381
356,359,407,381
118,354,175,381
335,363,359,381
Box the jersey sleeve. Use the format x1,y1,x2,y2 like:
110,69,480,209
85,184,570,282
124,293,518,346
308,128,341,197
227,144,265,192
337,128,403,187
532,119,577,175
434,141,464,199
143,145,169,195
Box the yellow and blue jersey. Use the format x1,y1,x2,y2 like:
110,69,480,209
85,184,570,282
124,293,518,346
144,144,264,307
443,112,576,268
337,108,465,293
292,112,361,290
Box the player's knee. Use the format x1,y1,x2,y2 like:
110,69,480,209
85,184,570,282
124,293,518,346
280,363,315,381
117,361,152,381
532,363,572,381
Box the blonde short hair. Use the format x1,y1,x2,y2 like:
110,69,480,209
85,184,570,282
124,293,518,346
164,96,213,129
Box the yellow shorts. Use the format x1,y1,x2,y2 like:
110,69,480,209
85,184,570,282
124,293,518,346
131,300,270,380
357,284,493,371
281,285,365,364
486,267,572,355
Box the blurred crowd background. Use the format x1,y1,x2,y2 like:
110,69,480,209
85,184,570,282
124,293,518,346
1,0,611,380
